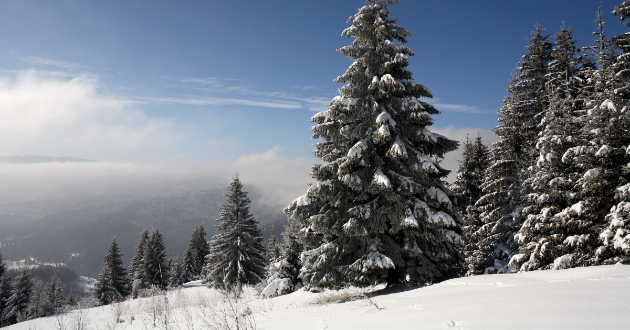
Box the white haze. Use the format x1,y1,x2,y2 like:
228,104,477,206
0,147,314,210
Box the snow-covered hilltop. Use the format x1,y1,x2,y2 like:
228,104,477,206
7,264,629,330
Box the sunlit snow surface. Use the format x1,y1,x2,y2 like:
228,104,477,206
7,265,630,329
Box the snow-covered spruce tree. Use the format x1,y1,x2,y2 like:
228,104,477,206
261,217,303,298
265,236,281,263
143,229,170,290
130,229,150,295
43,275,64,316
205,176,267,291
453,135,476,210
469,27,553,275
511,26,594,271
94,239,130,305
470,98,525,274
1,268,32,325
285,0,461,289
178,247,197,284
182,225,210,280
456,134,491,275
532,8,630,269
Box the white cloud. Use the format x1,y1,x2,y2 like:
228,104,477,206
180,76,332,111
430,126,498,183
0,70,181,160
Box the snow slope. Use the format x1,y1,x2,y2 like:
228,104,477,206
7,264,630,330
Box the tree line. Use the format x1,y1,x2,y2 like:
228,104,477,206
454,2,630,275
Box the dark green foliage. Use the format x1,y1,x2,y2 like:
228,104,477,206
184,225,210,280
143,230,170,290
94,239,131,305
1,268,32,325
179,248,197,284
44,275,65,316
130,229,150,293
0,273,12,327
206,176,267,291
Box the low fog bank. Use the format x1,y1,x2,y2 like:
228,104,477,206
0,146,314,211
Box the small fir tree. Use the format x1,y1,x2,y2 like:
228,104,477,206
0,252,5,279
94,239,130,305
453,135,477,210
261,217,303,298
285,0,461,288
44,275,65,316
182,226,210,280
205,176,267,291
1,268,33,325
265,236,281,263
178,248,197,284
143,229,170,290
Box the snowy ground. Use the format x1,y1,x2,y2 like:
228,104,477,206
8,264,630,330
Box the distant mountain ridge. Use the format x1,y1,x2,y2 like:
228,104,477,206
0,155,96,163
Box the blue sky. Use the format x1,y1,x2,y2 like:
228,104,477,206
0,0,627,170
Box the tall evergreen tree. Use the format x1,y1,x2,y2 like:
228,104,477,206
453,135,477,210
205,176,267,291
285,0,461,288
0,273,11,327
130,229,150,291
455,134,491,275
471,26,552,275
512,26,594,271
143,229,170,290
94,239,130,305
1,268,32,325
598,1,630,264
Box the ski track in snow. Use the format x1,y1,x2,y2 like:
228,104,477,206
5,265,630,330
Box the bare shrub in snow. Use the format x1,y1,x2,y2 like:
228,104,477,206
194,289,256,330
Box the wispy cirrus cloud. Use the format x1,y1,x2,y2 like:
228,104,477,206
433,103,492,114
182,77,332,112
19,56,91,70
138,96,302,109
